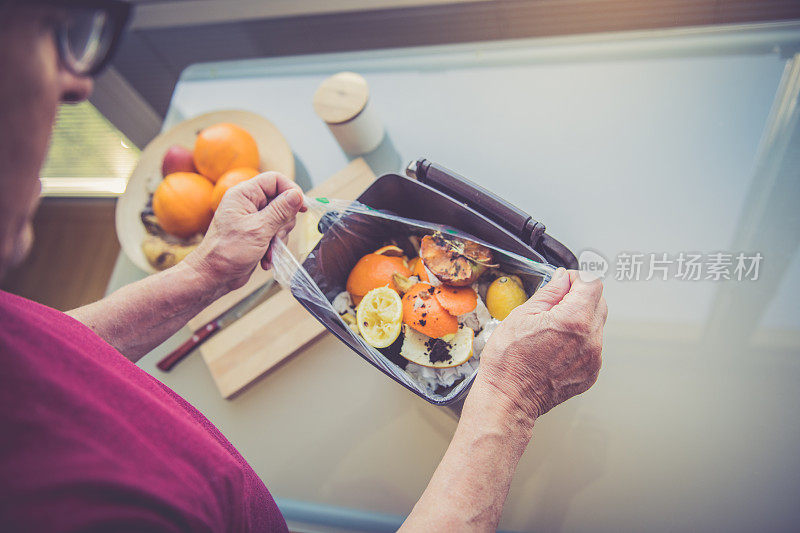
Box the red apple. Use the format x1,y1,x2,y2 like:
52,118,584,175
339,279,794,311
161,145,196,177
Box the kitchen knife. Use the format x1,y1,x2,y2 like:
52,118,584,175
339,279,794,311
156,278,279,372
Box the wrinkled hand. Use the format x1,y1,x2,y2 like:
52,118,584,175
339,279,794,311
477,268,607,420
185,172,305,292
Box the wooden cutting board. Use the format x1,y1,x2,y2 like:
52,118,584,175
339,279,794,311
191,158,376,398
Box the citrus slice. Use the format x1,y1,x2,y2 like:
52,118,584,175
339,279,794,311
357,287,403,348
400,325,474,368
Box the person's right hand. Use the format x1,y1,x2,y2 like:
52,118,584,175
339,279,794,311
476,268,607,421
184,171,304,293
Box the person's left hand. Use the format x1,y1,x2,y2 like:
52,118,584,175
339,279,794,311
184,171,305,292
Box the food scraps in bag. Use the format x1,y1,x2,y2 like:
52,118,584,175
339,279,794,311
345,250,411,306
485,276,528,321
400,325,474,368
401,282,459,339
333,231,531,396
420,232,496,286
355,287,402,348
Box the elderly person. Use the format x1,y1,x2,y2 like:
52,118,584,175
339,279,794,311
0,2,607,531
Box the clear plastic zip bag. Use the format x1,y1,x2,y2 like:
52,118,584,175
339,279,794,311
272,195,557,405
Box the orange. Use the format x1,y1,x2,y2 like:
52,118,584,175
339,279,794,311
410,256,429,282
346,253,412,306
434,285,477,316
152,172,214,238
193,123,259,182
401,282,459,338
211,167,260,210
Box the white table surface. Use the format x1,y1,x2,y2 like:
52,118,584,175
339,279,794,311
108,22,800,532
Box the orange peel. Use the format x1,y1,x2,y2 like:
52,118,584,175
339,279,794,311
346,253,411,305
419,233,492,286
434,285,478,316
374,245,405,257
401,282,459,338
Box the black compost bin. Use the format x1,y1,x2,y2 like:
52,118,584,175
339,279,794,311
290,159,578,405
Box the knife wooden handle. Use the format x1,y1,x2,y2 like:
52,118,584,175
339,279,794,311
157,322,218,372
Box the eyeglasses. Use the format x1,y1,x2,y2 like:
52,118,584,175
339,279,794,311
35,0,132,77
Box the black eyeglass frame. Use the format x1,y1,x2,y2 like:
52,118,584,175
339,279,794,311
28,0,132,77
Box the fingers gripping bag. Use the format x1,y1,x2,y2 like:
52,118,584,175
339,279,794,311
272,162,578,406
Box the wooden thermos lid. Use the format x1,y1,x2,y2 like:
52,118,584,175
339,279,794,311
313,72,370,125
313,72,384,155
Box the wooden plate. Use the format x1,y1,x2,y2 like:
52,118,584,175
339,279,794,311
116,110,295,273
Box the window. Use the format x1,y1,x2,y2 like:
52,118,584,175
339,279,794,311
40,101,140,197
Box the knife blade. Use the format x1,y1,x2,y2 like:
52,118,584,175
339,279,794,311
156,278,280,371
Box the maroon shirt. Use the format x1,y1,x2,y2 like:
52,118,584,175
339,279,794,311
0,290,287,532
